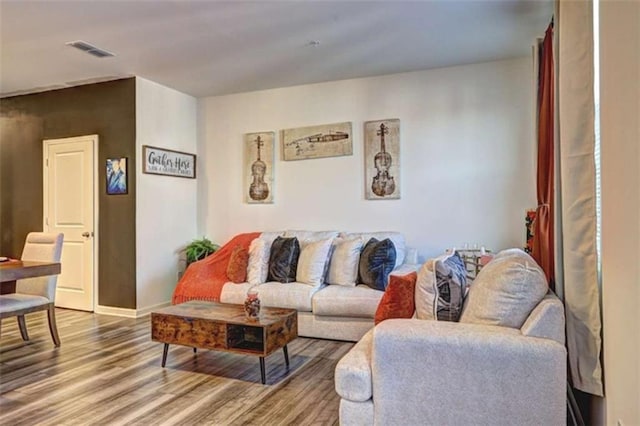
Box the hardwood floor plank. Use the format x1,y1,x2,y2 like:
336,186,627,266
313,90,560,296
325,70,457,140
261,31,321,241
0,308,353,425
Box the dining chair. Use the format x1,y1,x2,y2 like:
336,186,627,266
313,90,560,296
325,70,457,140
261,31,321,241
0,232,64,346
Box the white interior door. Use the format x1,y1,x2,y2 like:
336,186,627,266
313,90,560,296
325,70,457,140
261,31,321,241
44,135,97,311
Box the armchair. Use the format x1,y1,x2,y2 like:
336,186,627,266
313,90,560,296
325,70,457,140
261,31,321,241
335,293,566,425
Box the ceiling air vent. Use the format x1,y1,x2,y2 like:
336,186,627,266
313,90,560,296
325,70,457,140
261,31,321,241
66,40,115,58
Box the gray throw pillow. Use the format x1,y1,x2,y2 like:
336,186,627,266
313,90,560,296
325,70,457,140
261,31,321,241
459,249,548,329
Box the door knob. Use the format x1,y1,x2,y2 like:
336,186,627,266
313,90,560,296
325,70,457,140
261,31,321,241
82,232,91,238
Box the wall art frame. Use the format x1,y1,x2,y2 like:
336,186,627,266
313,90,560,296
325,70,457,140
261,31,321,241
142,145,196,179
281,121,352,161
244,132,275,204
364,119,400,200
106,157,128,195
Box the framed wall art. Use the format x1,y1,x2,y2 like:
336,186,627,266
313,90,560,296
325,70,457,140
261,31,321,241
106,157,128,195
142,145,196,179
244,132,274,204
364,119,400,200
281,122,352,161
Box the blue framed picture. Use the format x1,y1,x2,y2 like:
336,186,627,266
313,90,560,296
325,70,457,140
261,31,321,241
106,157,128,195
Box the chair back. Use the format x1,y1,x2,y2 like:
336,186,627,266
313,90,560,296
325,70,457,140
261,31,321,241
16,232,64,301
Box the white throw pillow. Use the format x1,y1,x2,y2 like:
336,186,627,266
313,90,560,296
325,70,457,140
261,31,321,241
340,232,405,267
296,238,335,286
247,238,271,284
284,230,340,247
326,237,364,286
459,249,548,328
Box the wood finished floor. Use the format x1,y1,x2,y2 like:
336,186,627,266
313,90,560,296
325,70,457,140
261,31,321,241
0,309,353,425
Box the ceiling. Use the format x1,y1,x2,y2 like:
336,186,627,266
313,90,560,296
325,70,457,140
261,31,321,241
0,0,553,98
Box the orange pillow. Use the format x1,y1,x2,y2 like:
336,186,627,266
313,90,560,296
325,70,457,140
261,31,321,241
374,272,417,325
227,245,249,283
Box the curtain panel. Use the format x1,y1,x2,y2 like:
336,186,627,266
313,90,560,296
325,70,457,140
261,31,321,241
558,0,603,397
532,24,556,290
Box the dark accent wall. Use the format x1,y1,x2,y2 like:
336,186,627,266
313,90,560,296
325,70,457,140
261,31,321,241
0,78,137,309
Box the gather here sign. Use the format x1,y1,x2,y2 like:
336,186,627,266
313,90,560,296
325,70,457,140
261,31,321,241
142,145,196,179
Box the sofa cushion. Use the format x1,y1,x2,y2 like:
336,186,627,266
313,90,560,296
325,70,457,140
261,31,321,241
313,284,383,318
247,238,271,285
296,238,334,286
267,237,300,283
460,249,548,328
359,238,396,291
284,230,340,246
226,245,249,283
340,232,405,267
327,237,364,286
375,272,417,325
415,251,467,321
221,281,318,312
334,328,374,402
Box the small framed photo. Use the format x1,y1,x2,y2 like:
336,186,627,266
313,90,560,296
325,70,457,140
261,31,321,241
106,157,128,195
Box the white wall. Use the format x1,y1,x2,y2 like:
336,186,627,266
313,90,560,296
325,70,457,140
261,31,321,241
197,58,535,259
600,0,640,424
136,77,198,311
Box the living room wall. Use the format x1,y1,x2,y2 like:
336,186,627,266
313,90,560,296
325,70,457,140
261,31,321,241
197,57,535,259
0,78,137,309
135,77,197,312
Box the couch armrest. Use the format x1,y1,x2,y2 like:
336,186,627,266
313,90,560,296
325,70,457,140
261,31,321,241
372,319,566,426
335,329,374,402
521,292,565,344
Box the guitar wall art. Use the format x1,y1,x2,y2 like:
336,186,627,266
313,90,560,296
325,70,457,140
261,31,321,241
364,119,400,200
244,132,275,204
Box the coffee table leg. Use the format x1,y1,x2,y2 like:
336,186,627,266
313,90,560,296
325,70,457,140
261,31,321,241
283,345,289,368
259,357,266,384
162,343,169,367
193,347,197,354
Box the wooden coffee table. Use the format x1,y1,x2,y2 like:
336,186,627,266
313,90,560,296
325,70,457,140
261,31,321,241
151,301,297,384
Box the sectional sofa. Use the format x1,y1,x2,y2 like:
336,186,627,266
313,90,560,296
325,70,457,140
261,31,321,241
172,230,419,342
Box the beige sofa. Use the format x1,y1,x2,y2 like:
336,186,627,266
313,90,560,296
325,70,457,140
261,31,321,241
220,230,419,342
334,250,567,425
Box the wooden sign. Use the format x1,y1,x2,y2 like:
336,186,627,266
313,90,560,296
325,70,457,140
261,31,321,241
142,145,196,179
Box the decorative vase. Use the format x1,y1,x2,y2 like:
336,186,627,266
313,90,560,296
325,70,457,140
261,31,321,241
244,289,261,319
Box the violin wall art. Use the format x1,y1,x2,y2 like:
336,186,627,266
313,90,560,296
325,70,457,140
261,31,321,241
244,132,275,204
282,122,352,161
364,119,400,200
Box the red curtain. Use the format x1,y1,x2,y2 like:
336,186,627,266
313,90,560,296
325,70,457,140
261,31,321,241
532,23,555,290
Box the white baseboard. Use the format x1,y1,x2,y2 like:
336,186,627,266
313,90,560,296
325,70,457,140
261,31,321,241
95,301,170,318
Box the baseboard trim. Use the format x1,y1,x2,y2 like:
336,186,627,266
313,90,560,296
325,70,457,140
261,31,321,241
95,301,170,318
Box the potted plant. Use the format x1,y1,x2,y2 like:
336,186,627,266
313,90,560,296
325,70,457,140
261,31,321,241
183,237,220,266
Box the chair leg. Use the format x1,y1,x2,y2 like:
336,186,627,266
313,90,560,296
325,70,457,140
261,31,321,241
47,304,61,347
17,315,29,341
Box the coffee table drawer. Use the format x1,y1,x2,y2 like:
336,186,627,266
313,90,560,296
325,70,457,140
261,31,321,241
152,313,227,350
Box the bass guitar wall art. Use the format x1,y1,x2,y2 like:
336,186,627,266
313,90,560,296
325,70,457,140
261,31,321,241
244,132,274,204
364,119,400,200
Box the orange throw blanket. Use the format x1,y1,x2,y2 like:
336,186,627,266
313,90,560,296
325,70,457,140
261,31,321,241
172,232,260,305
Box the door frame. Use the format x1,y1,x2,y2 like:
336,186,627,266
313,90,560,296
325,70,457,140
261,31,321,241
42,135,99,311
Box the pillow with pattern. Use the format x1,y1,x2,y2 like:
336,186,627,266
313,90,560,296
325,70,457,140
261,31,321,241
359,238,397,291
267,237,300,283
415,251,467,321
375,272,417,325
227,245,249,283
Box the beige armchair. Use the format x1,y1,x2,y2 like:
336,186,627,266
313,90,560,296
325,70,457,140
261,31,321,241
0,232,64,346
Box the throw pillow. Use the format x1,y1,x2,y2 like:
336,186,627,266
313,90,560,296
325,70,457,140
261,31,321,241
374,272,417,325
415,252,467,321
341,232,406,267
326,237,364,286
267,237,301,283
459,249,549,329
296,238,335,286
226,245,249,283
359,238,397,291
247,238,270,285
